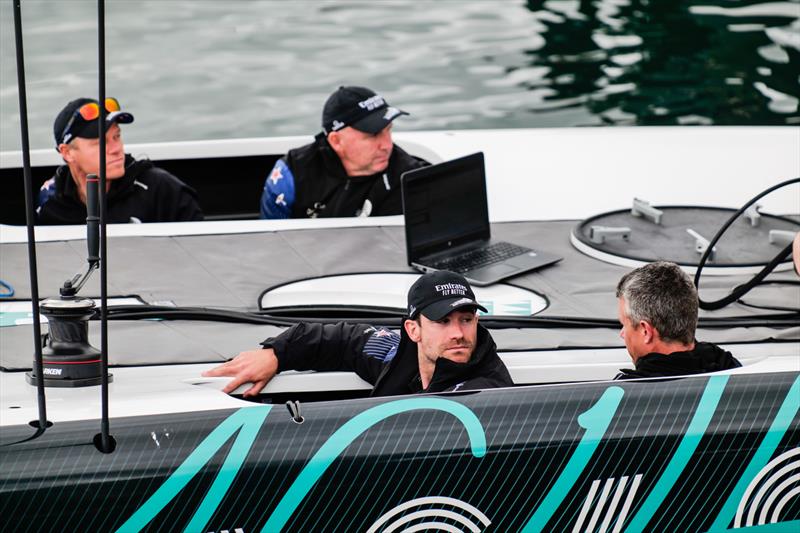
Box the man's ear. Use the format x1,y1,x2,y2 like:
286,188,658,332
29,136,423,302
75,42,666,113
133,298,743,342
326,131,341,151
57,143,72,163
639,320,656,344
404,319,421,343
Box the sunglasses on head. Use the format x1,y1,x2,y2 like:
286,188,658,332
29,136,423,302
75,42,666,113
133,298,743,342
59,97,121,145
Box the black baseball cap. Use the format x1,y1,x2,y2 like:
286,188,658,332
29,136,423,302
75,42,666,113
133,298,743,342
407,271,487,321
322,86,408,135
54,97,134,147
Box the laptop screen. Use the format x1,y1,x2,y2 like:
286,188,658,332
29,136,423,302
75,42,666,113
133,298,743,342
401,152,491,262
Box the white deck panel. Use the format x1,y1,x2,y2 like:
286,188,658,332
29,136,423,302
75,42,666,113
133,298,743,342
2,342,797,427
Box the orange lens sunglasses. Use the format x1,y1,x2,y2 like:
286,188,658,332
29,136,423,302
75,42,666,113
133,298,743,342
60,97,122,144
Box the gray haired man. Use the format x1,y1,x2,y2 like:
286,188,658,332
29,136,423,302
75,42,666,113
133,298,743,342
614,261,741,380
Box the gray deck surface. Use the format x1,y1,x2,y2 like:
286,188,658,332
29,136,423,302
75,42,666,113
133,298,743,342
2,220,798,370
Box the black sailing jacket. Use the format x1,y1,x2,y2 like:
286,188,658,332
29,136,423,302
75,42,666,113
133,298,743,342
261,133,429,219
614,341,742,380
262,322,513,396
37,155,203,225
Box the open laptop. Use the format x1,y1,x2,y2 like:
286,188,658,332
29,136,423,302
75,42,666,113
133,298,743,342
401,152,561,286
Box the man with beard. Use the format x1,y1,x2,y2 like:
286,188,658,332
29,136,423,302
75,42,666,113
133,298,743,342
203,271,513,397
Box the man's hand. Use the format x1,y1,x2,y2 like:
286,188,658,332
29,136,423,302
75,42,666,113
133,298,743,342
202,348,279,397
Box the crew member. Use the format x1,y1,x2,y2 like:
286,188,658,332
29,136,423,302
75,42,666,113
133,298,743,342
614,261,742,379
259,86,428,219
203,270,513,397
38,97,203,224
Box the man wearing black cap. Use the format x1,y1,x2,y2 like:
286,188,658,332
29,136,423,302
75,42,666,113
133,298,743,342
203,271,513,397
37,97,203,225
259,86,429,219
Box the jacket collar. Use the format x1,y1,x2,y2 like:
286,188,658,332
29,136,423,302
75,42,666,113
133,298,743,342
314,133,350,180
55,154,146,203
373,323,496,395
619,342,739,378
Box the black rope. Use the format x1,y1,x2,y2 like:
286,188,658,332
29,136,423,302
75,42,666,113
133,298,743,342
694,177,800,310
734,279,800,313
101,304,800,331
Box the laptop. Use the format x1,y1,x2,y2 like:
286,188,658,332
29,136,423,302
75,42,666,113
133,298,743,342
401,152,561,286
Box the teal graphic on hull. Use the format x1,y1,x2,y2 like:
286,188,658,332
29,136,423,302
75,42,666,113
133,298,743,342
626,375,730,531
261,397,486,532
107,375,800,532
116,405,272,532
522,386,625,532
710,375,800,531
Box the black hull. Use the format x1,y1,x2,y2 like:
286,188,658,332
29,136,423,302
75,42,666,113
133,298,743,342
2,372,798,532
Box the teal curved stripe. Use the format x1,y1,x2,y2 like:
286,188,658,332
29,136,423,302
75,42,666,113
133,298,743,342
521,386,625,533
708,375,800,532
260,397,485,533
625,374,730,532
706,519,800,532
116,406,271,533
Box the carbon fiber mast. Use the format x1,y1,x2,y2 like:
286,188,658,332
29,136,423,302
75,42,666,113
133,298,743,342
11,0,51,440
93,0,115,454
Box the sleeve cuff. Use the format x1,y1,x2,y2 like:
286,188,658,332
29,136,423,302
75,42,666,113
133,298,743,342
261,337,288,372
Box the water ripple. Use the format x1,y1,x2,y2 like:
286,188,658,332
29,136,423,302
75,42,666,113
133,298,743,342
0,0,797,151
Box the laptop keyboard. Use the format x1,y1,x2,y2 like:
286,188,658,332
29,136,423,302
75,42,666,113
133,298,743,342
429,242,531,274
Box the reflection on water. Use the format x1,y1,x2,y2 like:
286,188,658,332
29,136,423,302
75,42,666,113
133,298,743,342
0,0,797,151
526,0,800,125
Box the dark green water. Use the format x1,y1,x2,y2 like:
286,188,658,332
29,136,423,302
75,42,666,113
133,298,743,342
0,0,797,151
524,0,799,125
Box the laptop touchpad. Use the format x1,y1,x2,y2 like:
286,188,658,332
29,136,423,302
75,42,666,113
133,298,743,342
483,264,518,275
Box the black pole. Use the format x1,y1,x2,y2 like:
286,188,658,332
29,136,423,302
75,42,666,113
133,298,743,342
12,0,49,434
95,0,114,453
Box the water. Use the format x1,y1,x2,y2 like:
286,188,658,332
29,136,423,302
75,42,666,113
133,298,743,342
1,0,798,152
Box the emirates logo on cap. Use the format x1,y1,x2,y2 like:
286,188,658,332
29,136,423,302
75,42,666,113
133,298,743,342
434,283,468,296
357,94,386,111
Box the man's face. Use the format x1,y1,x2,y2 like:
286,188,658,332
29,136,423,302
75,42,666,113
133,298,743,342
328,124,393,176
60,123,126,181
410,309,478,365
618,297,646,361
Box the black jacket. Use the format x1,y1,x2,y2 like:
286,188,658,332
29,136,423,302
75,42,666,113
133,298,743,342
37,155,203,225
260,133,429,219
614,342,742,380
262,322,513,396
